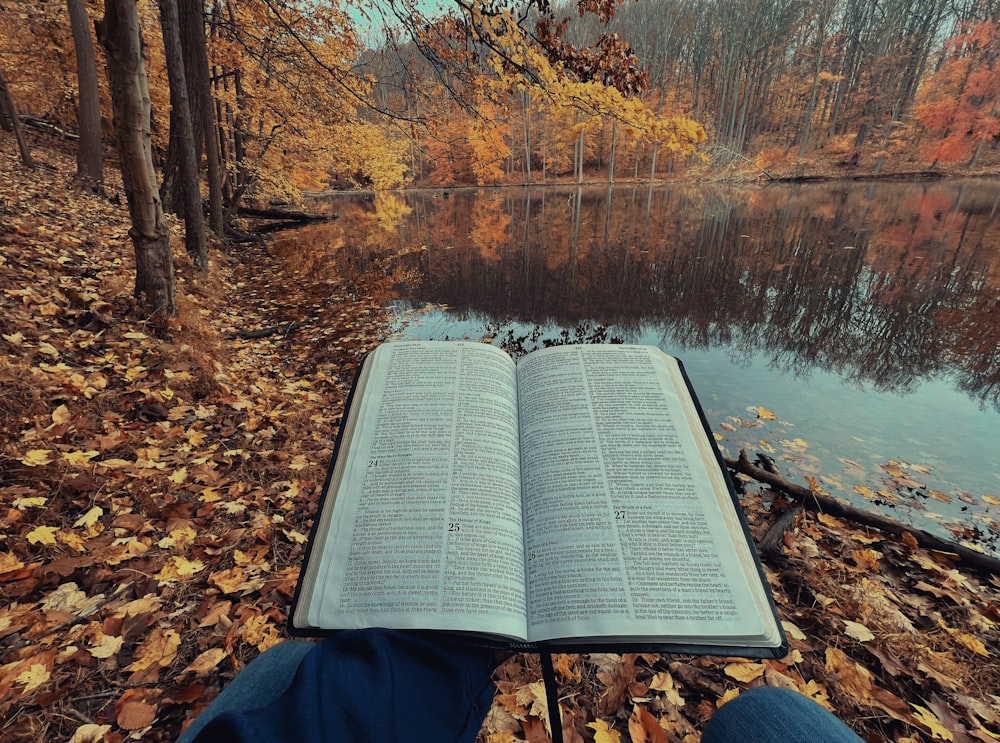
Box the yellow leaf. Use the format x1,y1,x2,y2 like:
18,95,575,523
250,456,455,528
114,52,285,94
780,437,810,449
283,529,308,544
982,494,1000,506
781,620,807,641
64,450,99,467
58,530,87,551
20,449,54,467
52,404,72,425
68,723,113,743
26,525,58,545
73,506,103,529
724,662,765,682
3,331,24,345
125,628,180,674
16,663,51,692
955,633,989,657
587,719,622,743
853,484,876,499
157,557,205,581
90,633,125,659
182,648,228,676
168,467,188,484
648,672,673,692
0,552,26,573
209,566,249,595
753,406,777,420
13,496,47,509
910,704,954,741
552,653,580,681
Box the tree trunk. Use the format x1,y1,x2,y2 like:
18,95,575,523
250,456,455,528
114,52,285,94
97,0,176,317
158,0,207,267
66,0,104,191
0,64,35,168
178,0,223,235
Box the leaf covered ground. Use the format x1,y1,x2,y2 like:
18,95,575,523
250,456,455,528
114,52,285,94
1,138,998,742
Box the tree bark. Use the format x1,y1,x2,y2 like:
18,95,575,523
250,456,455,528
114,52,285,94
0,64,35,168
158,0,207,267
97,0,176,318
178,0,223,236
66,0,104,191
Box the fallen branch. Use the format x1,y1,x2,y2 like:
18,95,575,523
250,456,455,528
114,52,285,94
237,205,333,223
725,449,1000,576
225,319,312,340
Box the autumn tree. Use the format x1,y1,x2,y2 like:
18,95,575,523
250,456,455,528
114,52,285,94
66,0,104,190
915,20,1000,167
97,0,176,317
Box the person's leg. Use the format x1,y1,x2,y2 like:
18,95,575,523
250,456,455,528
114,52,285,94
177,640,315,743
702,686,864,743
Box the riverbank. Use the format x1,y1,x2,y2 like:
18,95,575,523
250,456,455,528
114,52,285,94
1,138,998,741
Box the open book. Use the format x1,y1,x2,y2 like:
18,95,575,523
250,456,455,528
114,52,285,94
291,341,786,657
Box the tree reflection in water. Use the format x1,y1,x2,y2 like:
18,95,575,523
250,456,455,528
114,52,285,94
272,181,1000,549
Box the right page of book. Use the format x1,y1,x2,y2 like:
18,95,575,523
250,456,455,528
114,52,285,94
517,344,780,647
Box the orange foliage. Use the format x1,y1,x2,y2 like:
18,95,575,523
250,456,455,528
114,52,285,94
915,21,1000,166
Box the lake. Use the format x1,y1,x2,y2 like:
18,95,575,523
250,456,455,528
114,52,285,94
276,179,1000,555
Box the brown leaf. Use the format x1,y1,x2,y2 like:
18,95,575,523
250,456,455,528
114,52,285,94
627,705,668,743
117,699,156,730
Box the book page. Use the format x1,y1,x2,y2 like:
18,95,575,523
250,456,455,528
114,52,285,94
517,345,775,645
303,341,527,639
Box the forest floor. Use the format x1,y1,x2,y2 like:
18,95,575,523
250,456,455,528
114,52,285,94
1,135,999,742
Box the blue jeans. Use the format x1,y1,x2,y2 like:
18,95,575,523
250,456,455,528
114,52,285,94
702,687,863,742
177,641,861,743
177,640,315,743
175,629,498,743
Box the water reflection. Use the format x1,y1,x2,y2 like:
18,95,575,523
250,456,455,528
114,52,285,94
287,181,1000,411
269,182,1000,551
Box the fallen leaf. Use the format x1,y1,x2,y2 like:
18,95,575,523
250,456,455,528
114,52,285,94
588,719,622,743
724,662,765,682
955,633,989,657
90,633,125,659
20,449,54,467
843,620,876,642
117,699,156,730
68,724,113,743
64,450,99,467
628,705,668,743
910,704,954,741
16,663,51,692
182,648,228,676
73,506,103,529
26,525,59,545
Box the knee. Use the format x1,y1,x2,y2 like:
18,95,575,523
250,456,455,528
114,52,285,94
703,686,862,743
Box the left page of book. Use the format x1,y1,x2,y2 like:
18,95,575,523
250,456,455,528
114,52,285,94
294,341,528,640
